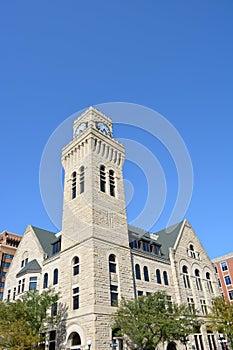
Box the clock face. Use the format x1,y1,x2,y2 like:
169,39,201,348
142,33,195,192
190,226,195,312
75,122,87,136
96,122,111,136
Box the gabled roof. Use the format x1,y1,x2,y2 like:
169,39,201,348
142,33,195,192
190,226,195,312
16,259,41,277
153,221,184,259
31,226,58,258
128,221,184,260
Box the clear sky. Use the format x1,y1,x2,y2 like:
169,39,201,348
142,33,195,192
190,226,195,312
0,1,232,259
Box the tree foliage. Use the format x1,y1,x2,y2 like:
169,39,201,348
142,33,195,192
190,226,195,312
113,291,199,350
0,288,67,350
207,296,233,349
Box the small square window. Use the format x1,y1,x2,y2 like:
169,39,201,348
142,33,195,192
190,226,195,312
221,262,228,271
228,290,233,301
224,276,232,286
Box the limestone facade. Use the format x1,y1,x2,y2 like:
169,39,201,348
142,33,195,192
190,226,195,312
4,107,220,350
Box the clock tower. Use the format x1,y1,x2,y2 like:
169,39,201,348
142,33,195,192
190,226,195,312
61,106,129,249
59,107,134,350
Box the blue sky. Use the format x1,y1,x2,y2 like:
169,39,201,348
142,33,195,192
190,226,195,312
0,1,232,259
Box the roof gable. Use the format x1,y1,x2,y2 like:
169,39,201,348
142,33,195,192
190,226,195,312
16,259,41,277
31,226,57,258
128,221,184,260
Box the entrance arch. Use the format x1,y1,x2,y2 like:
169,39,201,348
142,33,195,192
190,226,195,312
67,332,81,349
167,342,177,350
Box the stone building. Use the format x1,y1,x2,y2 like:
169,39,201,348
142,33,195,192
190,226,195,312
212,253,233,302
0,230,21,299
4,107,220,350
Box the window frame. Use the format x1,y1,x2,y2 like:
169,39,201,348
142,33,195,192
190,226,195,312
53,268,58,285
135,264,141,280
71,171,77,199
73,287,79,310
73,256,80,276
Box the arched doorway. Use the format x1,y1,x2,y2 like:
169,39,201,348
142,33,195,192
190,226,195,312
67,332,81,349
167,342,177,350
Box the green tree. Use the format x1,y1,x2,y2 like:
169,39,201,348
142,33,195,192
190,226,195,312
113,291,199,350
207,296,233,349
0,288,66,350
0,298,38,350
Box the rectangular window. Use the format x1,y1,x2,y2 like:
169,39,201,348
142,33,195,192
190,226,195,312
49,330,56,350
52,239,61,254
13,287,16,300
109,262,116,273
7,289,11,301
73,287,79,310
110,285,118,306
18,280,21,294
2,262,10,268
51,302,58,316
187,297,195,313
142,241,150,252
3,253,14,260
207,333,217,350
154,244,161,255
0,292,3,299
228,290,233,301
221,262,228,271
0,281,4,288
218,278,222,287
137,290,143,297
166,295,173,311
196,278,203,291
194,335,204,350
29,276,37,290
22,279,25,293
200,299,207,315
129,240,138,249
225,276,232,286
207,280,213,293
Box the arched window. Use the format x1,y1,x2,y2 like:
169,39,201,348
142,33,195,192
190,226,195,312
109,254,117,273
195,269,203,291
206,272,213,293
156,269,161,284
53,268,58,285
100,165,106,192
73,256,80,276
182,265,190,288
79,166,85,194
72,172,77,199
109,170,115,197
143,266,149,282
43,273,48,289
163,271,169,285
135,264,141,280
189,244,196,258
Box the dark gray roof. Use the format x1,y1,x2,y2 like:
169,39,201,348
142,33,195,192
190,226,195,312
16,259,41,277
153,221,184,259
31,226,58,258
128,221,184,260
